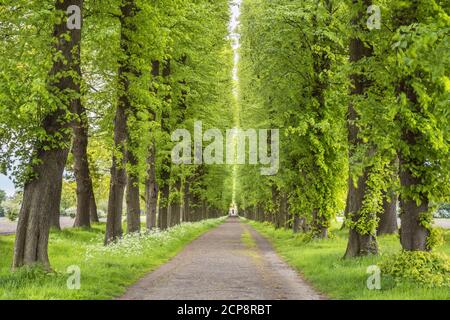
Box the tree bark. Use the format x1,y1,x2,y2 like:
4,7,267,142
310,4,332,237
14,149,70,270
312,209,328,239
72,109,92,228
157,59,172,229
271,185,280,228
201,199,208,221
158,163,170,230
398,129,429,250
293,215,300,233
105,0,139,244
145,142,158,230
171,179,182,225
344,0,378,258
183,181,191,222
89,190,99,223
344,172,378,257
377,190,398,235
279,192,288,229
13,0,82,269
144,60,160,231
393,3,430,251
256,204,263,222
126,150,141,234
171,202,181,226
50,181,62,230
340,183,350,230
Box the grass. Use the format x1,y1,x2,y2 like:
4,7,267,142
244,218,450,300
0,217,225,300
241,229,257,249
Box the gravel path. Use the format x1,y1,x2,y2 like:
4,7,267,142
435,218,450,229
0,217,113,235
119,217,324,300
0,216,76,235
2,216,447,236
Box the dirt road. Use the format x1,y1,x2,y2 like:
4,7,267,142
120,217,324,300
0,216,76,235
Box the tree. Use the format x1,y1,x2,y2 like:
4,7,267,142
0,189,6,217
12,0,84,269
343,0,378,258
377,190,398,235
390,1,450,250
104,0,137,243
238,0,347,238
72,99,95,228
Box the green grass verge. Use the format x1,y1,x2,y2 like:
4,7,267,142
241,229,257,249
0,217,225,300
244,218,450,300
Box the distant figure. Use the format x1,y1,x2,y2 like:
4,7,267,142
229,204,238,217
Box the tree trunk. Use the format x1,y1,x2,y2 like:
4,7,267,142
126,150,141,234
50,180,62,230
126,181,141,234
393,3,430,252
169,178,182,226
300,217,310,232
279,192,288,229
14,149,70,270
377,190,398,235
271,185,280,227
341,176,352,230
89,190,99,223
344,173,378,257
171,202,180,226
145,142,158,230
126,178,141,233
310,5,332,237
201,200,207,221
13,0,82,269
157,59,172,229
344,0,378,258
179,184,185,223
105,0,139,244
105,143,126,243
398,130,429,251
256,204,263,222
312,209,328,239
144,61,160,231
72,110,92,228
158,167,170,230
399,187,429,250
183,181,191,222
293,215,300,233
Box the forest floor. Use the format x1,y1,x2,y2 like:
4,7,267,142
120,217,324,300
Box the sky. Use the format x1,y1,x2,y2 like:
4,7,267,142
229,0,242,82
0,174,15,197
